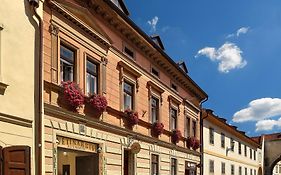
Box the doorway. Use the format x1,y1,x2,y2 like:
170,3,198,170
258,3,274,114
185,161,197,175
123,149,135,175
58,148,99,175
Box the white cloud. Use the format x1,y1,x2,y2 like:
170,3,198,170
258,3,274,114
233,98,281,123
255,118,281,131
196,42,247,73
147,16,159,33
227,27,250,38
237,27,250,36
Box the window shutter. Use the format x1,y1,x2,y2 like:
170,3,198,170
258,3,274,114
3,146,31,175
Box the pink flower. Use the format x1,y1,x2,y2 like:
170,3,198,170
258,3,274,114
125,109,139,126
61,81,84,109
152,122,164,136
89,94,108,112
171,129,182,144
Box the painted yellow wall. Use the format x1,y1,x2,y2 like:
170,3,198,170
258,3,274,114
0,0,38,121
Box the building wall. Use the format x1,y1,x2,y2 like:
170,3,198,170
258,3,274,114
42,0,205,175
203,119,261,175
0,1,42,174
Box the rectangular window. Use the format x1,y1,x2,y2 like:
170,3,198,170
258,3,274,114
124,46,135,59
192,120,197,137
60,45,75,82
245,168,248,175
151,67,159,78
250,148,252,159
151,96,159,123
185,117,190,137
238,142,241,154
279,165,281,173
230,138,234,151
123,81,134,110
254,169,256,175
221,133,225,148
245,145,247,157
254,151,256,160
231,164,235,175
209,160,214,173
221,162,225,174
171,83,178,92
170,108,177,130
250,169,253,175
86,59,98,95
209,128,214,145
171,158,177,175
239,166,242,175
151,154,159,175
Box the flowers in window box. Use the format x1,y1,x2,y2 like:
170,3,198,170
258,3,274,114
152,121,164,136
171,129,182,144
186,137,200,150
61,81,84,110
124,109,139,127
88,94,108,113
192,138,200,150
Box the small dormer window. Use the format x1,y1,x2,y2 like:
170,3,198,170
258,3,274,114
171,83,178,92
124,46,135,59
151,67,159,78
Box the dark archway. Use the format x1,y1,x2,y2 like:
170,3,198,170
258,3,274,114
258,167,262,175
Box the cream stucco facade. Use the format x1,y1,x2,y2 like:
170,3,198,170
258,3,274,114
273,161,281,175
203,111,262,175
0,0,43,174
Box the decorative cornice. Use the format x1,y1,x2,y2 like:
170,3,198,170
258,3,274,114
49,1,111,47
0,81,8,95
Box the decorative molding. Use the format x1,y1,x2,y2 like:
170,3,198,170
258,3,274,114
0,112,32,128
44,103,199,156
0,81,8,95
49,24,60,36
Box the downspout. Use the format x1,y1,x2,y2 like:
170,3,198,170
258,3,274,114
29,1,43,175
199,97,208,175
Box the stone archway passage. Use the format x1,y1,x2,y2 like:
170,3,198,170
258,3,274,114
264,137,281,175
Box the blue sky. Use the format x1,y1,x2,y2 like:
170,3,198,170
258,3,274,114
125,0,281,136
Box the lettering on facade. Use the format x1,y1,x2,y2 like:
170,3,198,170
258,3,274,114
57,136,97,153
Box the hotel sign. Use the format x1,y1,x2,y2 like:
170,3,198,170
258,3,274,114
57,136,97,153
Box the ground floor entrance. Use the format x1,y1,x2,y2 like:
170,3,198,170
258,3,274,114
185,161,197,175
56,136,100,175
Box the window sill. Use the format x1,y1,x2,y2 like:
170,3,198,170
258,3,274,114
0,81,8,95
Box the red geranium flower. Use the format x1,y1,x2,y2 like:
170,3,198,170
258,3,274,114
124,109,139,127
89,94,108,112
152,121,164,136
171,129,182,144
61,81,84,110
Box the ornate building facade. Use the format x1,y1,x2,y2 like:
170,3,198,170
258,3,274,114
42,0,207,175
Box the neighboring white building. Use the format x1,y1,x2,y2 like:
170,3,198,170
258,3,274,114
273,161,281,175
202,109,263,175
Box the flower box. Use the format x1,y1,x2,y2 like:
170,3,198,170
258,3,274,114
61,81,84,111
124,109,139,127
152,121,164,136
171,129,182,144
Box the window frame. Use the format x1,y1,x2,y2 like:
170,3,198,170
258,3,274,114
209,160,214,174
238,142,241,155
123,80,135,110
151,154,159,175
151,66,160,78
221,162,225,175
209,128,214,145
185,116,191,138
231,164,235,175
230,138,234,152
171,158,177,175
123,44,135,60
170,107,178,130
59,43,76,82
221,133,225,148
85,57,99,96
150,96,160,123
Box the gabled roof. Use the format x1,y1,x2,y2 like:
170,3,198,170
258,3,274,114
177,61,188,73
110,0,130,16
150,35,165,50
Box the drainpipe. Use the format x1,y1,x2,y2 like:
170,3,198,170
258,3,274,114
199,97,208,175
28,1,43,175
